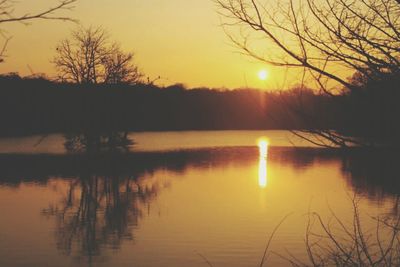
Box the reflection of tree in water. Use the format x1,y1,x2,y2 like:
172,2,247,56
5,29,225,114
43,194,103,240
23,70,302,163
340,149,400,214
272,148,400,203
42,174,158,262
64,132,133,153
341,150,400,197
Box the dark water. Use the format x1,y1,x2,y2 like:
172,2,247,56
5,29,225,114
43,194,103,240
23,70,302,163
0,131,399,266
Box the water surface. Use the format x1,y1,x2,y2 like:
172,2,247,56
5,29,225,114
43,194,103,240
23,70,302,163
0,131,398,266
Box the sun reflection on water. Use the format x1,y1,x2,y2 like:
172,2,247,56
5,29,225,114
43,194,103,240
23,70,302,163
258,138,269,188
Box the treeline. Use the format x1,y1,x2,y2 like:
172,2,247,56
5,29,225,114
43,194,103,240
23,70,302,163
0,73,335,136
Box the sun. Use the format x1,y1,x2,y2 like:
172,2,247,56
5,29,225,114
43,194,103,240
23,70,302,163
258,69,269,81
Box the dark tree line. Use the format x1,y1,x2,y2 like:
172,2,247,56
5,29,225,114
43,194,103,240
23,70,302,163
0,73,335,136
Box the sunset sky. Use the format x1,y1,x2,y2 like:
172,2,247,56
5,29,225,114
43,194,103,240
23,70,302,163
0,0,308,89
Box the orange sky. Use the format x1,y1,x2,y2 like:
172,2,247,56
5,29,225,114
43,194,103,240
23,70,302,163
0,0,312,89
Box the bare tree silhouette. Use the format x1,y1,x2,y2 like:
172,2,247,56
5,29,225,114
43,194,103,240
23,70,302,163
0,0,77,62
215,0,400,147
216,0,399,92
103,44,142,85
53,26,142,85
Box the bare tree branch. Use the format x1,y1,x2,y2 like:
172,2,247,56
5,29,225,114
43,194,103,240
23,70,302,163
215,0,400,148
0,0,78,61
53,26,142,85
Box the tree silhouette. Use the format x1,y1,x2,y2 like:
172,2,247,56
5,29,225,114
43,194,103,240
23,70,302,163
216,0,399,93
0,0,77,62
215,0,400,147
103,44,142,85
53,26,142,85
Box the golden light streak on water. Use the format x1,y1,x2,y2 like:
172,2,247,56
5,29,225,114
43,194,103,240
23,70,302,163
258,138,269,188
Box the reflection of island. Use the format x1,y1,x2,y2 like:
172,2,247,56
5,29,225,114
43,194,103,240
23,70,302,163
42,174,157,262
40,133,150,262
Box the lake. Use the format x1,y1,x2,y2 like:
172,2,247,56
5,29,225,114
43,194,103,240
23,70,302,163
0,130,398,267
